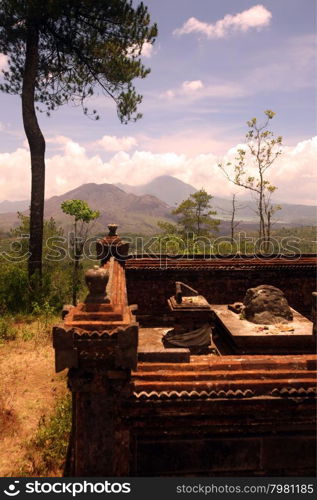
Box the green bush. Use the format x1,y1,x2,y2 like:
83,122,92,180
0,259,79,315
0,265,29,313
21,394,72,476
0,317,17,342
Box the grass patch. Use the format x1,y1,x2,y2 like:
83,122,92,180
18,394,72,477
0,313,60,346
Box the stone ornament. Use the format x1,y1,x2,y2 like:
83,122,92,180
85,265,110,304
96,223,130,264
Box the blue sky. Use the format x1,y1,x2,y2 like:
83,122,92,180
0,0,316,204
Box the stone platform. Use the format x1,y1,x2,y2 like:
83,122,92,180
138,328,190,362
212,305,316,354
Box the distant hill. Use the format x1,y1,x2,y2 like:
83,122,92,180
117,175,198,206
118,175,317,226
0,199,29,214
0,183,175,235
0,177,316,235
213,199,317,226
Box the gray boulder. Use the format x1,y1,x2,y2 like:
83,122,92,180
243,285,293,325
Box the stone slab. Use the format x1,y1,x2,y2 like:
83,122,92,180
212,305,316,353
138,328,190,363
169,295,211,310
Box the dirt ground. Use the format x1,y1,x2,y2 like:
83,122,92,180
0,334,68,476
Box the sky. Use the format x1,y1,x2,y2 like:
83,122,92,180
0,0,316,205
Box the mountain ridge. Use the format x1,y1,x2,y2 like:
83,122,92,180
117,175,317,225
0,176,316,233
0,183,174,235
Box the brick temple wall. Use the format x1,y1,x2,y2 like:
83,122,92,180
128,399,316,476
129,354,317,476
126,257,316,324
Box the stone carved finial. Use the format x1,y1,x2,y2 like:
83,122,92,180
96,224,130,265
84,265,110,304
108,224,118,237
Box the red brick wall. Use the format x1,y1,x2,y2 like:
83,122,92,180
128,398,316,476
126,265,316,324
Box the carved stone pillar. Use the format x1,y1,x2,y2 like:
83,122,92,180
53,228,138,476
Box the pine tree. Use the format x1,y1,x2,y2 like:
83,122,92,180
0,0,157,284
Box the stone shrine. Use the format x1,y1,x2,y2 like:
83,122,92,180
53,225,138,475
52,228,317,476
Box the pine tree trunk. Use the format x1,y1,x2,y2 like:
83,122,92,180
73,257,79,306
72,221,79,306
22,24,45,282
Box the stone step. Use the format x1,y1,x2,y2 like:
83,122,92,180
133,369,317,382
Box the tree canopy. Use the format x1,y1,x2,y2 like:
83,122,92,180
61,199,100,305
61,199,100,223
0,0,157,122
172,189,219,237
0,0,157,282
218,110,282,247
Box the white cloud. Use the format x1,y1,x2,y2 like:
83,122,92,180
97,135,137,152
0,53,8,72
138,129,235,157
141,41,154,58
182,80,204,92
0,148,31,200
164,89,175,99
160,33,315,107
269,137,317,205
46,135,86,156
0,135,316,206
174,5,272,39
127,41,155,59
162,80,246,100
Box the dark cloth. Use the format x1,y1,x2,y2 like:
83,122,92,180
162,324,211,348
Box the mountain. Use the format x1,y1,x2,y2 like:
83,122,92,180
214,198,317,226
0,178,316,235
117,175,198,206
117,175,317,226
0,199,29,214
0,183,174,235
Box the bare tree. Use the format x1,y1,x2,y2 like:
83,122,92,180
218,110,282,250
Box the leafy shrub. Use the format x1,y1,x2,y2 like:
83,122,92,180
0,259,78,315
0,265,29,313
21,394,72,476
0,317,17,342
